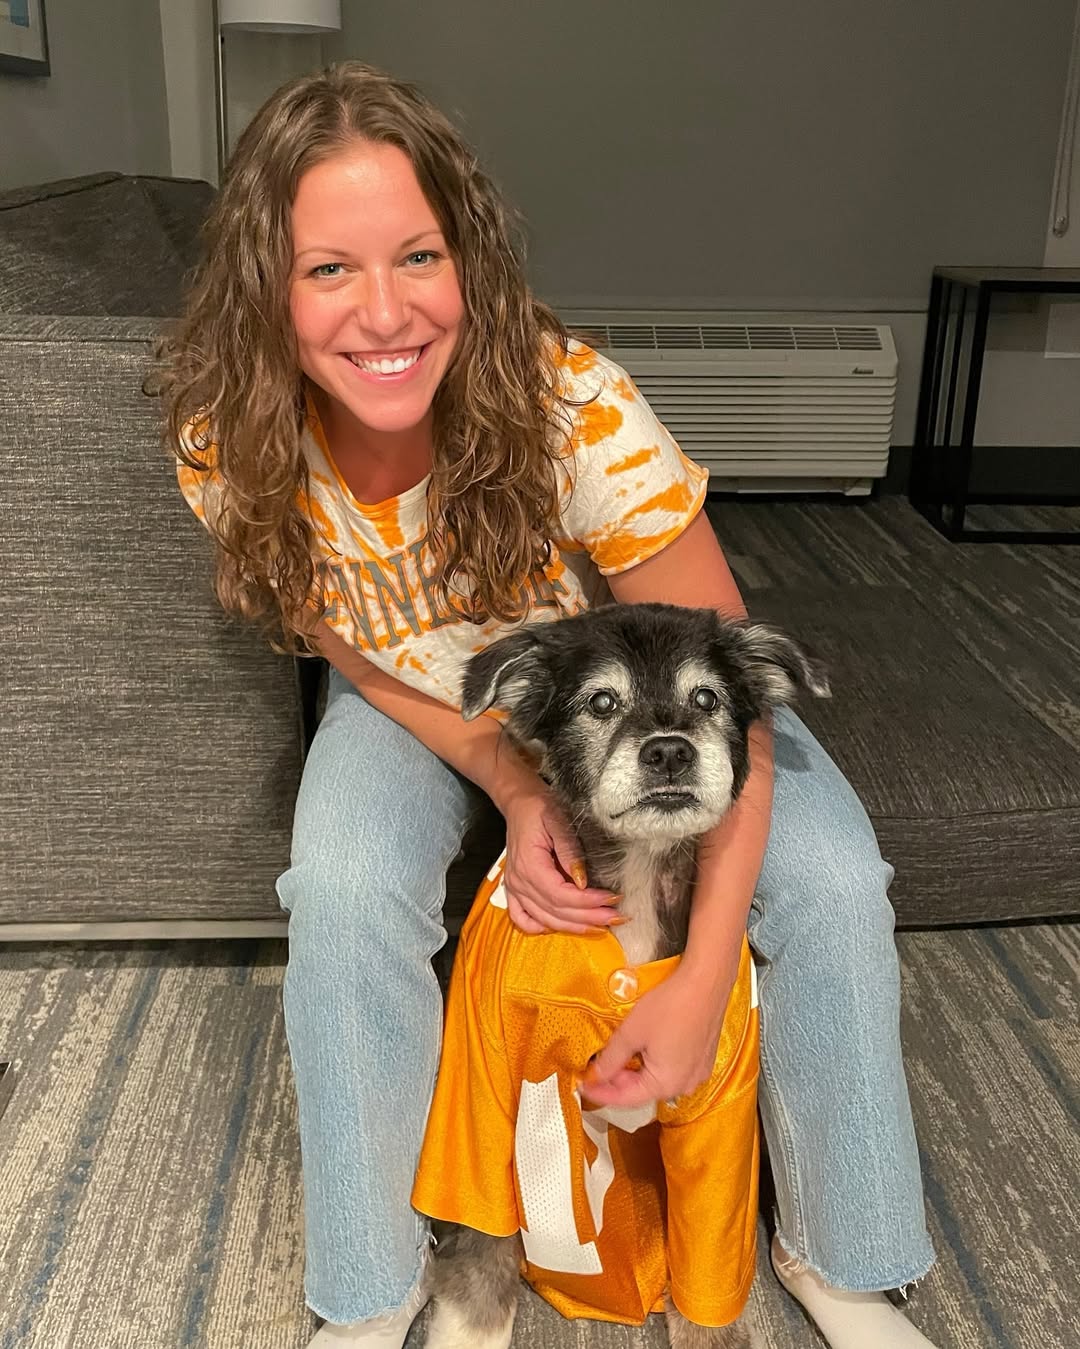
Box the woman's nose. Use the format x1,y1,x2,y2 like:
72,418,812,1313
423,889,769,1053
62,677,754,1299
358,268,410,341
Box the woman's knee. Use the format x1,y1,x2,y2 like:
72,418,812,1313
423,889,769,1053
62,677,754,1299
277,811,465,965
753,710,898,969
276,670,476,950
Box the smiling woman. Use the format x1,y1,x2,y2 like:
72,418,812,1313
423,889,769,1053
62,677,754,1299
287,143,465,502
159,62,571,638
155,59,942,1349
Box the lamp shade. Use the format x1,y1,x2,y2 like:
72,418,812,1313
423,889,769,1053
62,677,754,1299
218,0,341,32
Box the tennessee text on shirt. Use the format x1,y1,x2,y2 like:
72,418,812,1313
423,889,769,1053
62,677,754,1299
318,537,572,652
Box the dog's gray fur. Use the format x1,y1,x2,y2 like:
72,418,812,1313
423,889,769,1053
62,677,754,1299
424,603,828,1349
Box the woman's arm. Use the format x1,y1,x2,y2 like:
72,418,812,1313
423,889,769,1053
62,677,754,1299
309,619,617,931
311,619,533,812
585,510,773,1106
607,508,748,620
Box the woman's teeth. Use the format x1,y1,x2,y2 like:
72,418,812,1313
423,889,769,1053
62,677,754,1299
348,349,422,375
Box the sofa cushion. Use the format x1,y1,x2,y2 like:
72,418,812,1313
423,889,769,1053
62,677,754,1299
748,582,1080,925
0,315,302,923
0,174,214,318
139,175,217,273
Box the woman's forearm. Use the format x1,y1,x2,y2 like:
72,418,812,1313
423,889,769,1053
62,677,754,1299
680,719,774,995
311,619,541,814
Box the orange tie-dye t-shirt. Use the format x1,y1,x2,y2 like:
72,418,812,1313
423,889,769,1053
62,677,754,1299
176,342,709,709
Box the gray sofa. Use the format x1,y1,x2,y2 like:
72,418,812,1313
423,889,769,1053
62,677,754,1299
0,174,300,933
2,173,1075,937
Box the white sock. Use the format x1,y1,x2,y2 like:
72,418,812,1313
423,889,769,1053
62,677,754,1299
308,1298,421,1349
771,1234,940,1349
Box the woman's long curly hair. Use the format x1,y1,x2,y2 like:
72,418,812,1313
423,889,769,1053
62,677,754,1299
158,61,573,652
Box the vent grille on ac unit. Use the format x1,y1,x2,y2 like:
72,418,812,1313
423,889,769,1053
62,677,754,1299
562,317,898,494
571,323,884,353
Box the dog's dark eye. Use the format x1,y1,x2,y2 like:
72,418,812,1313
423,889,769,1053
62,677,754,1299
587,690,619,717
692,687,719,711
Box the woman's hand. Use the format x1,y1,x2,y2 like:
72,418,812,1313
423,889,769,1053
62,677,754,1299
500,780,621,935
581,961,735,1108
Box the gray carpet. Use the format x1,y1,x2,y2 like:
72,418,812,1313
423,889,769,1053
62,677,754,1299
2,494,1077,1346
0,920,1077,1349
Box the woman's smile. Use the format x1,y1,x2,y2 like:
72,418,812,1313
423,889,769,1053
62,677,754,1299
289,142,465,445
342,343,429,379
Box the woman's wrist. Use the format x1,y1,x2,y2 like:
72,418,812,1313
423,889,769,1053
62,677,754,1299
678,932,742,999
481,732,547,817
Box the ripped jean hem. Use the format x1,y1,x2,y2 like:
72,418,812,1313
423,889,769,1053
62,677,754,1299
307,1235,433,1328
772,1220,936,1297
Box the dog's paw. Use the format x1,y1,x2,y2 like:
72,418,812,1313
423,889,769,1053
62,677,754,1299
664,1302,758,1349
424,1299,514,1349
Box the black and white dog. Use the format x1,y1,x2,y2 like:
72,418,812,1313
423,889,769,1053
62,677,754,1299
425,602,829,1349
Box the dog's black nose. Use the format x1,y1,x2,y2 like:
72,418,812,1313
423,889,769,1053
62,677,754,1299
639,735,696,779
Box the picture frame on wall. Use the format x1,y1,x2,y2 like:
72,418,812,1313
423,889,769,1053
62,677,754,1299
0,0,49,77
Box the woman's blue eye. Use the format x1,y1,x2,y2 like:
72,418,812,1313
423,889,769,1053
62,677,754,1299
405,251,439,267
311,263,343,278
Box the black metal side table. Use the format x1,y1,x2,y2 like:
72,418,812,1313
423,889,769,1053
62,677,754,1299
909,266,1080,543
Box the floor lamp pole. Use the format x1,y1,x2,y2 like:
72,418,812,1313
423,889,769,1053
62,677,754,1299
212,0,229,184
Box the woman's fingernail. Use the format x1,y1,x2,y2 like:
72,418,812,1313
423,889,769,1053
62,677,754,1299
607,915,630,927
606,894,623,906
571,862,588,890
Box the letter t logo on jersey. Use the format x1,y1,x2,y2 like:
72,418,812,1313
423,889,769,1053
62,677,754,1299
607,968,639,1003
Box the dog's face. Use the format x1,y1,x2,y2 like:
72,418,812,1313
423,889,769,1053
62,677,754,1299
462,603,828,844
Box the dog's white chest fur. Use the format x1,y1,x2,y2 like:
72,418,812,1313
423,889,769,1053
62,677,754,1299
610,847,671,967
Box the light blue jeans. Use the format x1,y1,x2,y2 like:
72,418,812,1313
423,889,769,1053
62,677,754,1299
275,667,935,1324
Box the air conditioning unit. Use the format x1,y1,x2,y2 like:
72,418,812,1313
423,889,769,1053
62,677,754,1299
565,319,898,495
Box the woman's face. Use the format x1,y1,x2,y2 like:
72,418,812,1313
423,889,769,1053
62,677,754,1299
289,141,465,442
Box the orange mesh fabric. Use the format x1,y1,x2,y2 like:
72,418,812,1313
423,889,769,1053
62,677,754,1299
412,855,759,1328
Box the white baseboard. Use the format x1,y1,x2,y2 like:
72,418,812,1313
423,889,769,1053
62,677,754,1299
0,918,290,943
0,915,466,944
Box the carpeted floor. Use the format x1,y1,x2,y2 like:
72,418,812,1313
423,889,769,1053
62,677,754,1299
0,919,1076,1349
2,494,1077,1347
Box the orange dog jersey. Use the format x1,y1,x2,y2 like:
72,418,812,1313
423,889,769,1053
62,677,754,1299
411,854,760,1328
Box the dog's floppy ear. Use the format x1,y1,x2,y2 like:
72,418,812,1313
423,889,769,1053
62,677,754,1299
461,630,549,722
728,621,831,709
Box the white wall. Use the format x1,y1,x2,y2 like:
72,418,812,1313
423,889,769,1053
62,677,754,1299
1041,2,1080,387
0,0,320,191
86,0,1079,461
325,0,1073,312
223,28,322,164
321,0,1079,456
0,0,171,189
1044,1,1080,269
158,0,217,183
